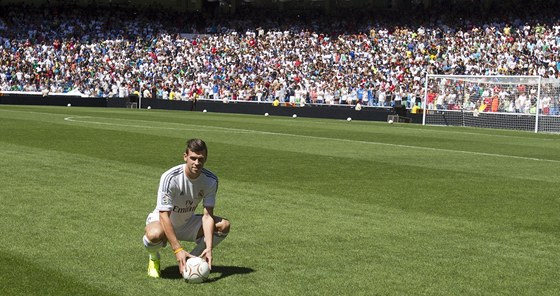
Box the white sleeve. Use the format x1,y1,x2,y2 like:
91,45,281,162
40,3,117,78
156,172,177,212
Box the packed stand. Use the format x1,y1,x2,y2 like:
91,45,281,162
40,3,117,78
0,2,559,111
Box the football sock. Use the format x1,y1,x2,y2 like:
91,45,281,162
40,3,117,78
190,232,228,256
143,235,163,260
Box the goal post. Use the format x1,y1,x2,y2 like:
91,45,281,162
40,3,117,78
422,74,560,133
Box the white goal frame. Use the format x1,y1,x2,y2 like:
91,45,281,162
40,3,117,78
422,74,560,133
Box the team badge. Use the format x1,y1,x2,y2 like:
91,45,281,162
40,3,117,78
198,190,204,198
162,193,171,205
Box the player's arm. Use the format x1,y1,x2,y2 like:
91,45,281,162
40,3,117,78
200,206,215,269
159,210,191,274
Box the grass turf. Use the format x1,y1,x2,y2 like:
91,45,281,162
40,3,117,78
0,105,559,296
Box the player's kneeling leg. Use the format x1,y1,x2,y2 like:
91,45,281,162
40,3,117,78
190,218,230,256
190,232,228,256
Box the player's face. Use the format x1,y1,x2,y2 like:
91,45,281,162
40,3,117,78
184,149,207,178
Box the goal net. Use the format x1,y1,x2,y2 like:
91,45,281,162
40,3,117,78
422,75,560,133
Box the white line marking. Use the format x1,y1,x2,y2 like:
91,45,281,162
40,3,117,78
63,116,560,164
392,125,558,140
63,116,256,134
2,107,556,141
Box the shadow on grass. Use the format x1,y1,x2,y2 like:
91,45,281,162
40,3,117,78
161,265,255,282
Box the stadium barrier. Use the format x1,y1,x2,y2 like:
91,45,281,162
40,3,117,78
0,93,424,123
0,92,127,108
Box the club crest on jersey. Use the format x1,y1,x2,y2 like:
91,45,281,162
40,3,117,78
162,193,171,205
198,190,204,198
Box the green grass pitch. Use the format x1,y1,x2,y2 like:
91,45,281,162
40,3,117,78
0,105,559,296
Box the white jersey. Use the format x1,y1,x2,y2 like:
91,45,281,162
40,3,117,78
154,164,218,229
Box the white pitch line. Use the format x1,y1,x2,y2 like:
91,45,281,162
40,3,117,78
63,116,256,134
2,107,557,141
391,125,558,141
63,116,560,164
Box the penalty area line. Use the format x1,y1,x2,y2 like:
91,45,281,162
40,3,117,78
63,116,560,164
259,130,560,164
63,116,256,134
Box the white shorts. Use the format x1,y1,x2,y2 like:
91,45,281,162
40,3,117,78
145,211,202,242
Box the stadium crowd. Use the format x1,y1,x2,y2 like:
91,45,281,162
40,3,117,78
0,2,559,110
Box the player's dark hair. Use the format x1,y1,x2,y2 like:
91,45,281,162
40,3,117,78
186,138,207,154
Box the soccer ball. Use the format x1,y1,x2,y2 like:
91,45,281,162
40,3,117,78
292,114,297,118
203,109,207,113
183,257,210,284
347,117,352,121
147,106,151,110
388,119,393,124
67,103,71,107
264,112,269,116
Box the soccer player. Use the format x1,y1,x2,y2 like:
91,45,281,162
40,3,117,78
142,138,231,278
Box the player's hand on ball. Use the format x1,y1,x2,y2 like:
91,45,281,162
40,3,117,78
175,249,190,276
200,248,212,270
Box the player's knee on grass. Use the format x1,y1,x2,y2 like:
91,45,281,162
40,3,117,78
216,218,230,234
196,217,231,238
145,222,165,242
